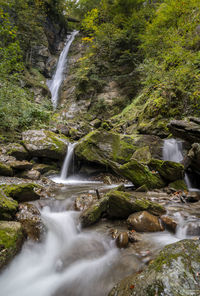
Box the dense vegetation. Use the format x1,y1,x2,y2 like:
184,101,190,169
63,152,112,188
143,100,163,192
72,0,200,134
0,0,68,138
0,0,199,139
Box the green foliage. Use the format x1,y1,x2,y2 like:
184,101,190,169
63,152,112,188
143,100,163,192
0,79,51,132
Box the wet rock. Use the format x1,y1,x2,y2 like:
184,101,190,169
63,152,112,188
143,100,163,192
108,239,200,296
5,143,29,160
116,232,129,248
22,129,68,160
186,143,200,173
169,118,200,143
186,191,200,202
168,179,187,191
135,184,148,192
131,146,151,164
0,221,24,270
75,194,95,211
16,203,43,241
118,159,165,189
160,215,177,233
127,230,141,243
0,161,13,176
33,163,57,174
148,159,184,182
18,169,41,180
8,160,33,171
0,189,18,220
127,211,164,232
0,183,41,202
80,197,108,227
106,190,166,219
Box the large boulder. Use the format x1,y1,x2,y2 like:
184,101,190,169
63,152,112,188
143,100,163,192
169,118,200,143
1,183,41,202
106,190,166,219
22,129,68,160
0,189,18,220
118,159,165,189
148,159,184,182
80,197,108,227
0,221,24,270
75,130,163,170
0,161,13,176
108,239,200,296
16,203,43,241
127,211,164,232
5,143,29,160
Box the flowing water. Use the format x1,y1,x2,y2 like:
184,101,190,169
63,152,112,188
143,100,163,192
47,31,78,109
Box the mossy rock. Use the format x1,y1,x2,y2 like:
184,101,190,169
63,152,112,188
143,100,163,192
106,190,166,219
6,143,29,160
0,189,18,220
148,159,184,182
80,196,108,227
0,221,24,270
109,239,200,296
118,159,165,189
1,183,41,202
75,130,139,167
0,161,13,177
168,179,188,191
22,129,69,160
131,146,151,164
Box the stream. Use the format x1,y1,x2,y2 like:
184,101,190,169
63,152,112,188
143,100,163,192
0,32,200,296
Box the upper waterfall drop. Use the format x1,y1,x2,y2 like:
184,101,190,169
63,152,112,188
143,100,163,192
47,31,79,109
162,138,183,163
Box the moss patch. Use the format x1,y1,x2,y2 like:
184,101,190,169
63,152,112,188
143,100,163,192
1,183,41,202
0,189,18,220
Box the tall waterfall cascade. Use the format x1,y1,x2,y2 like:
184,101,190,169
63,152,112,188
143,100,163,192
60,142,76,180
47,31,78,109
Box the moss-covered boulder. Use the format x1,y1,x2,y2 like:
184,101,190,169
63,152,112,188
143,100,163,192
118,159,165,189
168,179,187,191
80,196,108,227
109,239,200,296
75,130,138,168
6,143,29,160
148,159,184,182
22,129,68,160
0,189,18,220
1,183,41,202
106,190,166,219
0,221,24,270
131,146,151,163
0,161,13,176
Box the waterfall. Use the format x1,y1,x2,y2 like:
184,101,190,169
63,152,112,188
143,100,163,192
47,31,78,109
60,142,76,180
162,138,183,163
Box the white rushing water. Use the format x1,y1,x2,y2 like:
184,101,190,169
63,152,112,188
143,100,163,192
47,31,78,109
60,143,76,180
0,203,120,296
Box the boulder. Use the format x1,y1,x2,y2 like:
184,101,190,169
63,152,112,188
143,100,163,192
22,129,68,160
160,215,177,233
8,160,33,171
0,161,13,176
106,190,166,219
168,179,187,191
0,189,18,220
148,159,184,182
0,221,24,270
118,159,165,189
18,169,41,180
75,131,164,171
127,211,164,232
80,197,108,227
131,146,151,163
75,194,95,211
116,232,129,248
169,118,200,143
6,143,29,160
1,183,41,202
108,239,200,296
16,203,44,241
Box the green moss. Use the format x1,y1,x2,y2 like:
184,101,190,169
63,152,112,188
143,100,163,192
168,179,187,191
119,159,165,189
0,162,13,177
1,183,41,202
0,190,18,220
0,221,24,270
148,159,184,182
